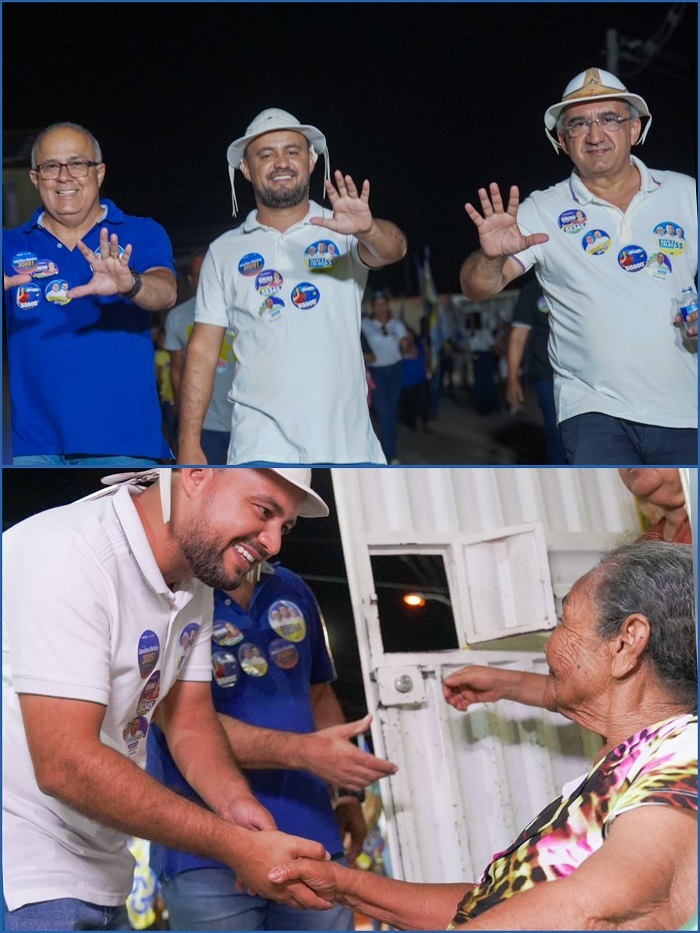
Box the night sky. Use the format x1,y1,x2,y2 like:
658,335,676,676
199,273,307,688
4,2,696,294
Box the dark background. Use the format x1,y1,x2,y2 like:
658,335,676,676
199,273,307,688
4,2,696,294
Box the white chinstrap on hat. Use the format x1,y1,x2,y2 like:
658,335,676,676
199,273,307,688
226,108,330,216
544,67,652,153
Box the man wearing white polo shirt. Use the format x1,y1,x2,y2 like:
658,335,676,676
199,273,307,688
2,468,332,931
177,108,407,466
460,67,697,465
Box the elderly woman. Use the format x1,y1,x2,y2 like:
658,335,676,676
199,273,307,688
268,541,697,930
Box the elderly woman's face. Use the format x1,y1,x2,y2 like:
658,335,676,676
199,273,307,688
544,573,614,714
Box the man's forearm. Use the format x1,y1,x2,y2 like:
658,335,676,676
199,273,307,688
358,219,407,268
130,268,177,312
506,327,529,384
177,326,223,456
218,714,312,770
460,250,511,301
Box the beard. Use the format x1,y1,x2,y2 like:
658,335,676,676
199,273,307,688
176,519,253,591
253,176,309,210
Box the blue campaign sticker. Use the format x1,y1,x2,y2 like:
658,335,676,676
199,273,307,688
123,715,149,753
255,268,284,296
212,650,240,687
268,600,306,642
177,622,200,671
238,252,265,277
290,282,320,310
32,259,60,279
653,221,685,257
618,245,648,273
536,294,550,314
558,210,587,234
304,239,340,270
269,637,300,670
645,251,673,280
212,618,244,647
238,642,269,677
12,251,38,274
259,295,284,322
581,230,611,256
15,283,41,309
44,279,71,305
137,630,160,679
136,671,161,715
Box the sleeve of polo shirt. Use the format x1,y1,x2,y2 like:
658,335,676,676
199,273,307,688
163,306,187,353
4,530,116,705
603,721,698,835
510,280,536,330
177,587,215,682
193,248,229,327
130,218,176,275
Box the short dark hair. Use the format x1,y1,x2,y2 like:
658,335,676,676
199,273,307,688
589,541,697,710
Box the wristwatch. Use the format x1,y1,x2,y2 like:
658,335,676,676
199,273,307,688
334,787,366,805
124,268,143,300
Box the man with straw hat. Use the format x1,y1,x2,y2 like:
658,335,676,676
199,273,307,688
177,108,407,466
459,68,697,465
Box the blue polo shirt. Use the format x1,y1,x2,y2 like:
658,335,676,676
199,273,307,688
147,565,343,882
3,199,174,457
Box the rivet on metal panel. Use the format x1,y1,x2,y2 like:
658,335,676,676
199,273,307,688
394,674,413,693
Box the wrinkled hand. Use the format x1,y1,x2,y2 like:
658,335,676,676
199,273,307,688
4,272,32,291
67,228,135,299
505,378,524,409
223,793,276,832
674,310,698,340
231,831,333,909
335,800,367,864
465,184,549,259
304,715,397,789
442,665,510,711
268,856,344,905
310,171,373,237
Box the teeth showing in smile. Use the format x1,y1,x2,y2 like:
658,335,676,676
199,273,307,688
234,544,255,564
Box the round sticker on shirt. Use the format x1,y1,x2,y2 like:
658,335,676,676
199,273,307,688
305,240,340,270
645,251,673,280
581,230,611,256
15,283,41,309
136,671,161,715
212,619,244,647
291,282,320,310
268,600,306,642
177,622,200,671
558,210,587,234
123,715,149,754
44,279,71,305
238,643,269,677
269,637,300,670
536,294,550,314
259,296,284,322
12,251,38,274
618,245,647,273
212,651,240,687
137,630,160,679
91,244,125,266
653,222,686,257
32,259,60,279
238,252,265,277
255,269,284,296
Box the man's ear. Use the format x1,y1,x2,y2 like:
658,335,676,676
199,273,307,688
177,468,215,501
240,159,252,183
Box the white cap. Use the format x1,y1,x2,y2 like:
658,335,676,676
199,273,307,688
226,108,330,216
544,67,652,152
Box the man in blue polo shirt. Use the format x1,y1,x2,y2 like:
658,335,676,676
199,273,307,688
3,121,177,465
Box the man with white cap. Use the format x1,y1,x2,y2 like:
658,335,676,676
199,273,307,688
2,467,335,931
177,108,407,466
459,68,697,465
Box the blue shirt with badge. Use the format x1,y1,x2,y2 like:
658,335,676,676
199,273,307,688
3,199,174,458
147,565,343,881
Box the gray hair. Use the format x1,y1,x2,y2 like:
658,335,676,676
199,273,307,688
556,101,641,135
31,122,103,168
589,541,697,709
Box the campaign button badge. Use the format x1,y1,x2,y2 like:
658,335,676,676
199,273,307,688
654,221,686,257
536,294,550,314
645,251,672,280
558,210,587,234
123,715,149,754
177,622,200,671
32,259,60,279
255,268,284,296
305,239,340,270
212,651,240,687
137,630,160,679
581,229,611,255
618,245,647,273
291,282,320,309
259,295,284,321
44,279,72,305
238,252,265,277
12,252,38,274
238,642,269,677
212,619,244,647
136,671,161,716
15,284,41,309
269,637,300,670
268,600,306,642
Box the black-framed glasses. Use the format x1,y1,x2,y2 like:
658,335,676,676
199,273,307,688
563,115,633,138
32,160,101,180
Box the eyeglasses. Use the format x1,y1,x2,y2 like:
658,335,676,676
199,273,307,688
32,160,101,180
563,115,633,138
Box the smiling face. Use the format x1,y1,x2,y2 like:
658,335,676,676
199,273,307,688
171,469,305,591
29,126,105,230
557,99,640,182
240,130,315,210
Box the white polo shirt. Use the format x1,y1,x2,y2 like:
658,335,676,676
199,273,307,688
513,157,697,427
195,201,386,464
361,317,408,367
2,485,213,910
